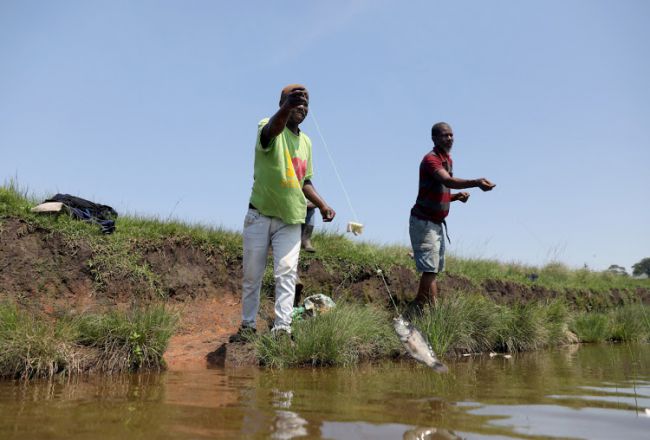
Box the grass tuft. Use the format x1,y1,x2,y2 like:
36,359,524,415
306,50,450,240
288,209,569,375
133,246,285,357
255,303,399,368
608,305,650,343
494,302,549,352
76,305,178,372
414,293,500,356
0,303,81,379
0,303,177,379
571,312,610,343
413,296,573,356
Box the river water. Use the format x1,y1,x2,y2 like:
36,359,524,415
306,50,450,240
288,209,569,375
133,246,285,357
0,344,649,439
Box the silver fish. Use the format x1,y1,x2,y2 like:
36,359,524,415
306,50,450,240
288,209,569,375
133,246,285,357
393,315,448,373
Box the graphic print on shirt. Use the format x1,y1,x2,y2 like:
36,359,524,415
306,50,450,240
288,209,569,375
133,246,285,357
281,146,306,188
292,157,307,181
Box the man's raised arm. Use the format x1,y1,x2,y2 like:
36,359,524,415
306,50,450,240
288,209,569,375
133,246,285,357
260,87,308,149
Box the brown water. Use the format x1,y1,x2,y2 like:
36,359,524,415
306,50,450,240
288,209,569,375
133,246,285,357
1,344,649,439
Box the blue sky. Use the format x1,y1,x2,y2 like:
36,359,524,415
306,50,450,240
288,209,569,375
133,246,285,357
1,0,648,272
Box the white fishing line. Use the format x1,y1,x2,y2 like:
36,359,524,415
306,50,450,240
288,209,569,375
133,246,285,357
310,111,360,223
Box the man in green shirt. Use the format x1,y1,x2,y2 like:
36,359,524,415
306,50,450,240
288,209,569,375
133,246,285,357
230,84,335,342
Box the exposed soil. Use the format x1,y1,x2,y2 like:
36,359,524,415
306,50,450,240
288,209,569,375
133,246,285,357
1,216,648,370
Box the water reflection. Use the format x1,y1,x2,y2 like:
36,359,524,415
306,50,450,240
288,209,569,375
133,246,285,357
403,427,462,440
270,389,308,439
0,344,648,439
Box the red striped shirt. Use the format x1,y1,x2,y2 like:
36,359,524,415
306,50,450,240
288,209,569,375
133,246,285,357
410,147,453,223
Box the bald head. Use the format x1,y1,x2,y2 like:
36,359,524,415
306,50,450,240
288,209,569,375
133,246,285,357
431,122,454,151
431,122,451,139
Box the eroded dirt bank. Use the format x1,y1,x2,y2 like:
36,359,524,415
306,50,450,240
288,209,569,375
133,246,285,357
1,217,649,370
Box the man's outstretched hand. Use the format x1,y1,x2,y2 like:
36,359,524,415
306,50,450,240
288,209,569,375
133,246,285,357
456,192,470,203
477,178,496,191
320,205,336,222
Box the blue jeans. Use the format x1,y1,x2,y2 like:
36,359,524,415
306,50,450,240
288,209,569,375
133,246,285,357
304,207,316,227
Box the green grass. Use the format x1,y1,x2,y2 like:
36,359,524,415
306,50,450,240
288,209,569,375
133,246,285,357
494,302,550,352
75,305,178,372
412,296,574,356
544,299,572,345
571,312,610,343
609,305,650,343
254,295,598,367
413,293,500,355
571,305,650,343
255,303,400,368
445,255,647,299
0,303,80,379
0,303,177,379
253,298,650,368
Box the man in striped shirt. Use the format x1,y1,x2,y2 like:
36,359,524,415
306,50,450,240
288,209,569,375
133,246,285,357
409,122,495,310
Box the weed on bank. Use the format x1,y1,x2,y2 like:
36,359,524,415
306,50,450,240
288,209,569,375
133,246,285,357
255,297,650,367
255,303,400,368
0,303,177,379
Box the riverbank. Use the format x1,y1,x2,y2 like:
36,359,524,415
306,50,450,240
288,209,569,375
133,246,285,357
1,182,649,377
251,298,650,369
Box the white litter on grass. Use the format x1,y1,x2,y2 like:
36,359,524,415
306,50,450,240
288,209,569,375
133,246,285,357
31,202,64,213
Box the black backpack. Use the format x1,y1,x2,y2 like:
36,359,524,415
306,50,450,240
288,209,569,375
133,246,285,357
44,194,118,234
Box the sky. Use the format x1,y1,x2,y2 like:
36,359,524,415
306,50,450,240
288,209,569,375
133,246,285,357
1,0,649,272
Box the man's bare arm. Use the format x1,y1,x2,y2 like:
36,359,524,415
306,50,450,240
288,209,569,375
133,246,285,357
260,88,307,149
434,168,496,191
303,180,335,222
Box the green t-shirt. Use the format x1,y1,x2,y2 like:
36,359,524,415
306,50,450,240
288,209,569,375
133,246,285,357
249,118,313,224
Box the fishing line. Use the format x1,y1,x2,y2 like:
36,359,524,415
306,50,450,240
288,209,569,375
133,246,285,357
310,111,360,224
376,268,400,314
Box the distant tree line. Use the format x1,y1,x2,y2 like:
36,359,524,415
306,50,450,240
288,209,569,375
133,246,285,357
604,258,650,277
632,257,650,277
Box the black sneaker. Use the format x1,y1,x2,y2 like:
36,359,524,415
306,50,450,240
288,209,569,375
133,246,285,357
228,326,257,343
